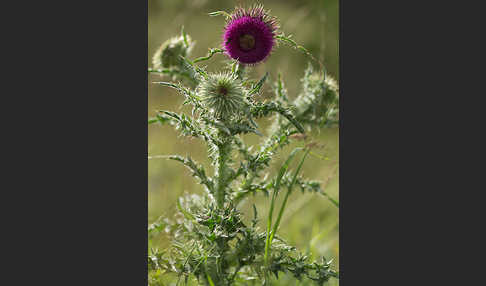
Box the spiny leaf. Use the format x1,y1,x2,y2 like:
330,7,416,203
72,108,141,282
179,56,208,80
153,81,202,109
248,72,269,96
251,102,305,133
177,199,195,222
274,72,289,103
148,113,171,125
193,48,225,64
181,25,189,47
208,10,231,19
167,155,214,193
252,204,258,227
276,33,322,69
148,68,172,74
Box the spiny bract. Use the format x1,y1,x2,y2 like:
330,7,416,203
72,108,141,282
152,35,194,69
198,72,248,120
293,65,340,127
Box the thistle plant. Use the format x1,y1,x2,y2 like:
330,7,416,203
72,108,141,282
149,4,339,285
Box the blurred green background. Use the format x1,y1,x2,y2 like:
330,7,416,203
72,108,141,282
148,0,339,284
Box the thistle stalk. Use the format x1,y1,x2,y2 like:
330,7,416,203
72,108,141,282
215,137,232,208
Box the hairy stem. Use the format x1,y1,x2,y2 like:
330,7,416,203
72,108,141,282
215,137,232,208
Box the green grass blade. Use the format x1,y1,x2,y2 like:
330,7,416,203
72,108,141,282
264,147,303,267
206,273,215,286
275,147,303,192
269,148,311,246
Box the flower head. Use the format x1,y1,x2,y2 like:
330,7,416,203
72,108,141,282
293,65,339,127
199,73,247,120
152,35,194,69
223,5,279,64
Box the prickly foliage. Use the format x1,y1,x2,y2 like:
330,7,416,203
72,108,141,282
293,65,339,129
148,7,339,286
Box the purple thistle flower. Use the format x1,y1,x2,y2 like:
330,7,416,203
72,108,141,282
223,5,279,65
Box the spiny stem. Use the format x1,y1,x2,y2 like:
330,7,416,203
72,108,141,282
276,33,323,70
215,138,231,208
233,174,257,205
216,159,226,209
148,68,198,84
148,68,171,73
322,192,339,208
193,48,225,63
231,60,245,80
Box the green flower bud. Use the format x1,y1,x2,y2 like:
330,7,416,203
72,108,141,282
293,65,339,126
198,73,247,120
152,35,194,69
